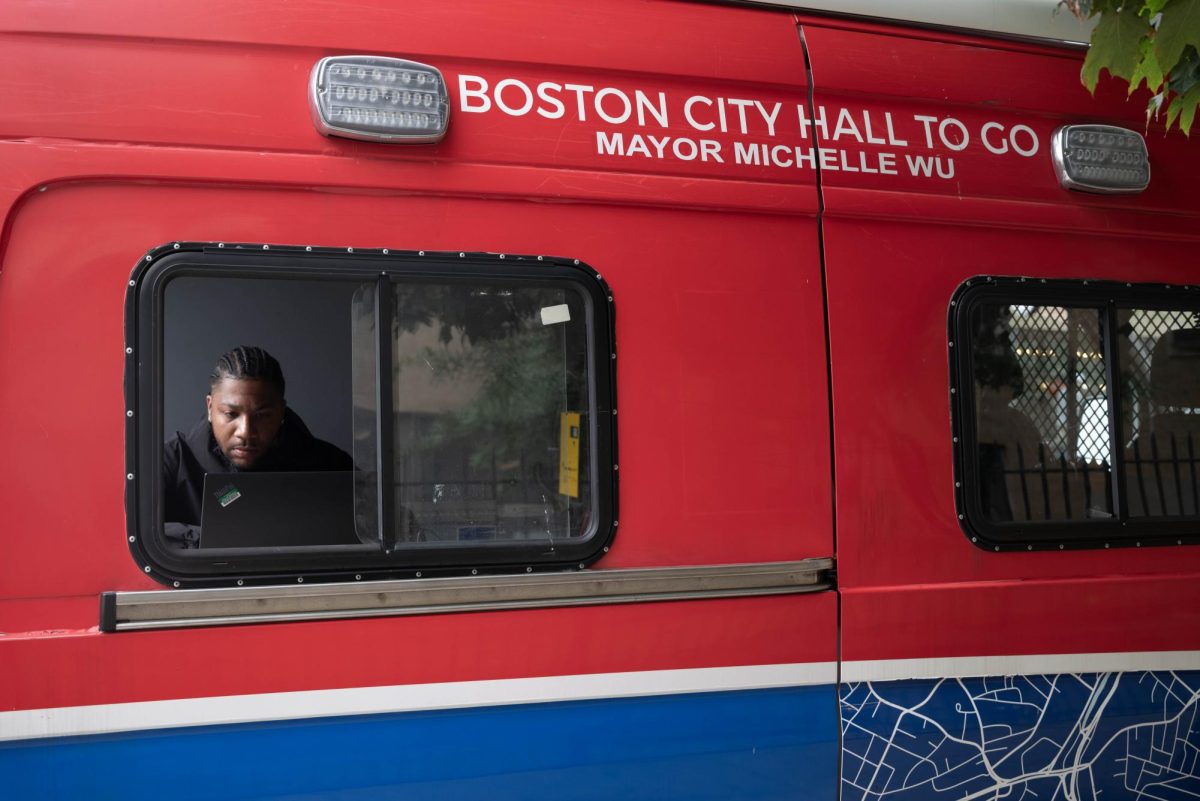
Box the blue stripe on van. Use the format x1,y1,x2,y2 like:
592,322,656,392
2,685,837,801
841,669,1200,801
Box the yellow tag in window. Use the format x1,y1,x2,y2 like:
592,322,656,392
558,412,581,498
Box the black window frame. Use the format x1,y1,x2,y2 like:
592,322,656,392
126,243,618,587
949,275,1200,552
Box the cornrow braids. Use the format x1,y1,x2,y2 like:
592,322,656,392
209,346,286,397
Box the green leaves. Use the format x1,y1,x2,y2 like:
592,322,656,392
1156,0,1200,67
1082,7,1154,90
1129,36,1165,93
1068,0,1200,135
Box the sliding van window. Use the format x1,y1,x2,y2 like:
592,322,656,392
950,277,1200,550
126,244,616,586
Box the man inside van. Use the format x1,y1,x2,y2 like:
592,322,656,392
162,345,354,547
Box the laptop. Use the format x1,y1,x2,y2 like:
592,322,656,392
199,471,366,548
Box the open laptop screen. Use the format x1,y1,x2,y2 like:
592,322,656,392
199,471,366,549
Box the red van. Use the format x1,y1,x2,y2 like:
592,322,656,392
1,1,1197,798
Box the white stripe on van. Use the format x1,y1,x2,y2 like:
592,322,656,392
0,661,835,742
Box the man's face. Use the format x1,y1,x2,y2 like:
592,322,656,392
206,378,285,469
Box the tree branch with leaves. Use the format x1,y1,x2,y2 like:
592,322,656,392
1063,0,1200,134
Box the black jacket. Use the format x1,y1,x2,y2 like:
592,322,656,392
162,408,354,546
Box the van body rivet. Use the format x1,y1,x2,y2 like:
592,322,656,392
459,252,465,258
127,473,134,480
471,569,478,575
526,567,533,573
237,579,244,586
578,563,585,569
127,410,134,417
126,347,133,354
144,566,152,573
306,246,313,252
263,245,270,250
355,574,362,580
297,577,304,582
419,251,425,256
173,581,181,588
173,243,180,249
415,571,422,578
129,535,136,542
382,249,389,255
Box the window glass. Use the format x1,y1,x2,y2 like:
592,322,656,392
1119,311,1200,517
352,281,594,547
970,303,1113,524
953,278,1200,549
132,247,615,585
162,276,368,550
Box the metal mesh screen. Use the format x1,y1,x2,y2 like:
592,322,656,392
970,304,1112,523
970,303,1200,525
1119,310,1200,517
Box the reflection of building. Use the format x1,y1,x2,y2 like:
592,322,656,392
349,287,590,543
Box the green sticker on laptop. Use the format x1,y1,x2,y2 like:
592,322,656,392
215,484,242,508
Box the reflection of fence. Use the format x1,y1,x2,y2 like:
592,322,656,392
999,443,1112,522
994,435,1200,522
1126,433,1200,517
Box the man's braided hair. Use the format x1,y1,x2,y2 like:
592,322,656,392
209,346,286,397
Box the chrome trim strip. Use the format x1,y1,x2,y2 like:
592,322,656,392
106,559,834,631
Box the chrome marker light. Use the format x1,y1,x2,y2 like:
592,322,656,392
310,56,448,143
1051,124,1149,194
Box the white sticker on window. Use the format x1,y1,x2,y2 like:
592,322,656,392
540,304,571,326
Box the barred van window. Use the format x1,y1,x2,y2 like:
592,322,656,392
950,278,1200,551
